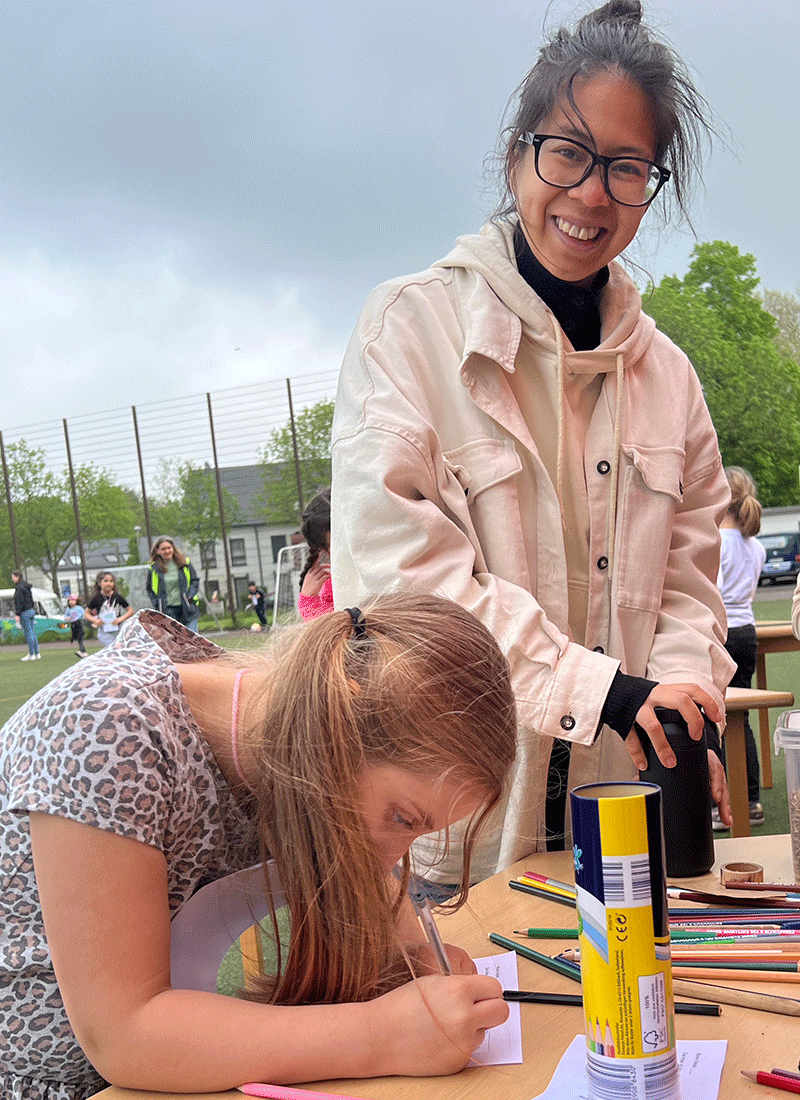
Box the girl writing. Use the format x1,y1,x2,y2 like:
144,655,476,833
0,595,515,1098
331,0,734,887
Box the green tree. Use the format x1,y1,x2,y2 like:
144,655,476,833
762,287,800,365
646,242,800,506
258,398,334,523
0,440,139,593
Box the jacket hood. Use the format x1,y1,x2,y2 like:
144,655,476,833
434,220,656,374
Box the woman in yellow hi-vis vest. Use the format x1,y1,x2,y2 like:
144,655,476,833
147,536,201,632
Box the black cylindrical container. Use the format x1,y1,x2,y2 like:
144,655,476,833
638,708,714,878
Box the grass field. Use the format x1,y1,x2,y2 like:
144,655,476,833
2,593,797,836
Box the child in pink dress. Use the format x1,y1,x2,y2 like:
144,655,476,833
298,488,334,620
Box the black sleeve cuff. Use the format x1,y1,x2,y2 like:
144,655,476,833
600,671,658,740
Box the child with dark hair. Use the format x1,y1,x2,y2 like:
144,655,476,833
298,488,333,620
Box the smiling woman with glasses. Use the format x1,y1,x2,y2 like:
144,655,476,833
331,0,736,898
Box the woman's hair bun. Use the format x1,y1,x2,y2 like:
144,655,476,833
593,0,643,25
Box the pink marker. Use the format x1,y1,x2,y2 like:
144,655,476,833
239,1085,367,1100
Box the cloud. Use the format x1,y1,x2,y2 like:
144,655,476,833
0,249,344,433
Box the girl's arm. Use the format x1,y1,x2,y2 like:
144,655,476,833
30,814,504,1090
113,603,135,626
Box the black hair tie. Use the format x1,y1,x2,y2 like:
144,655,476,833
345,606,367,640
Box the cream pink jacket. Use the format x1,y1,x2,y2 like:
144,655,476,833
331,222,735,881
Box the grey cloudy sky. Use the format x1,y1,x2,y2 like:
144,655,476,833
2,0,798,434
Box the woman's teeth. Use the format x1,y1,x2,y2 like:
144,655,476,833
555,217,601,241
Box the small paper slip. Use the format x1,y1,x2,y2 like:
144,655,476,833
471,952,522,1065
530,1034,727,1099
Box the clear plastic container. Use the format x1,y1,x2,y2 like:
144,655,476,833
774,710,800,880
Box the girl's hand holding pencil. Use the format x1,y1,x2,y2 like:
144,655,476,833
367,973,509,1076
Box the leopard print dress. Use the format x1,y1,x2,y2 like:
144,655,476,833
0,611,255,1100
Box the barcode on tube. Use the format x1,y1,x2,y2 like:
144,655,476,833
586,1051,679,1098
601,854,652,906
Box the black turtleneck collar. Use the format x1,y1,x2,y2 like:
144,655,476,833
513,223,609,352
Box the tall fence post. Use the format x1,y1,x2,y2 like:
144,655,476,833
131,405,153,546
286,378,304,516
206,393,237,627
62,419,90,598
0,431,21,569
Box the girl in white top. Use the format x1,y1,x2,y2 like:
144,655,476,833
717,467,767,823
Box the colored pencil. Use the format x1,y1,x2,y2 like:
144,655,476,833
563,948,800,963
771,1070,800,1083
669,966,800,982
672,960,800,974
670,978,800,1016
667,887,798,908
488,932,581,981
725,882,800,892
509,880,577,908
518,876,576,900
512,927,580,939
522,871,575,894
741,1070,800,1093
501,990,721,1012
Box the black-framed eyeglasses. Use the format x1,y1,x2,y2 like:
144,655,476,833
519,133,670,207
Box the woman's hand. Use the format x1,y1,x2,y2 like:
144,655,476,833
708,749,733,828
625,682,724,770
366,973,508,1076
300,559,330,598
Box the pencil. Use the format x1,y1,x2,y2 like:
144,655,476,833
488,933,581,981
671,978,800,1016
741,1070,800,1093
501,989,721,1015
409,889,452,976
512,927,581,939
509,880,577,908
671,959,800,973
725,882,800,892
669,966,800,982
523,871,575,893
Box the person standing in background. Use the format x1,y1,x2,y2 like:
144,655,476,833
247,580,268,628
84,571,134,647
716,466,767,828
64,593,88,658
298,488,333,621
147,537,201,633
11,570,40,661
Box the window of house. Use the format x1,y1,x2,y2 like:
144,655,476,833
230,538,246,566
271,534,287,562
201,541,217,569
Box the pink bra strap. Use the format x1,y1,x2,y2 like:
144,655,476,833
230,667,253,790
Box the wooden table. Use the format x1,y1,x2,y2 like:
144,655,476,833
725,687,794,836
96,834,798,1100
754,622,800,788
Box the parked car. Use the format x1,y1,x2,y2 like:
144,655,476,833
0,587,70,641
757,532,800,585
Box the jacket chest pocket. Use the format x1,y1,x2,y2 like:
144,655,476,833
615,445,685,613
442,439,527,583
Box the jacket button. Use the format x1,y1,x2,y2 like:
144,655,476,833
597,556,608,570
596,460,611,474
560,715,576,731
593,645,605,654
